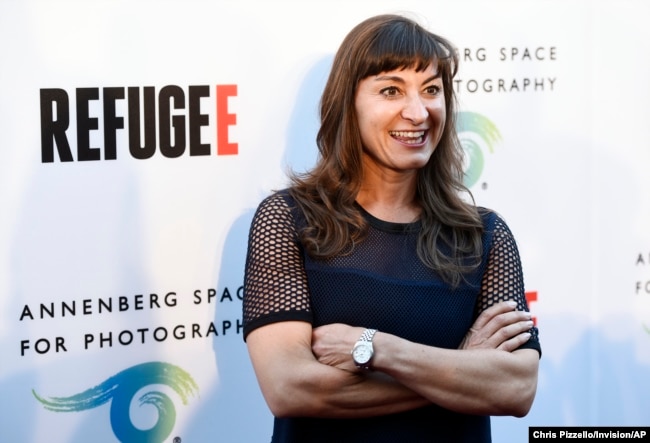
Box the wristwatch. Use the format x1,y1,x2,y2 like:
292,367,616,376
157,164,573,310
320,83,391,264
351,328,377,370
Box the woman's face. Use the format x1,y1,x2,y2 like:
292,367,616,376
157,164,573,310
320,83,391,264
354,63,446,177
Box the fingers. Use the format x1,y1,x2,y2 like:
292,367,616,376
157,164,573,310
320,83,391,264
497,332,532,352
463,301,535,350
471,300,518,331
475,302,531,338
492,319,534,350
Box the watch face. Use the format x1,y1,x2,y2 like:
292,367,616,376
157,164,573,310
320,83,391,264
352,342,373,364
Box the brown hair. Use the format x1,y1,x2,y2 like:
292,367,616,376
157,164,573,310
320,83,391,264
289,14,484,286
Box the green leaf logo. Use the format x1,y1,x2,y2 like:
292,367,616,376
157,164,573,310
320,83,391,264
457,112,501,188
33,361,198,443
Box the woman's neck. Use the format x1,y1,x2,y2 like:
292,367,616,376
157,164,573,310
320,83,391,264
356,172,420,223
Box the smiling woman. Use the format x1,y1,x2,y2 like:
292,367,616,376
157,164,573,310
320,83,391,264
354,66,445,201
243,13,540,443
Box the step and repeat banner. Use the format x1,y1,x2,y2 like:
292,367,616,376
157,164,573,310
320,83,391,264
1,0,649,442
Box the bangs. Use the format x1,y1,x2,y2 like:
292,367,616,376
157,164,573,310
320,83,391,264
358,20,456,78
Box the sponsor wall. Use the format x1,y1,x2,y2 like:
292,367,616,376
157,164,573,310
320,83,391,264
1,0,649,441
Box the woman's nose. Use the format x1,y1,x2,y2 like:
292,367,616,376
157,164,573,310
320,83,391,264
400,95,428,124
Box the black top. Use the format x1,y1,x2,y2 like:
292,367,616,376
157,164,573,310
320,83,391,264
243,190,541,442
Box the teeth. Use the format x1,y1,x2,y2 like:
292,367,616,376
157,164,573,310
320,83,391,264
390,131,425,138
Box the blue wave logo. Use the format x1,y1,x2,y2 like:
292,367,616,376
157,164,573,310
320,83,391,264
33,361,198,443
456,111,502,188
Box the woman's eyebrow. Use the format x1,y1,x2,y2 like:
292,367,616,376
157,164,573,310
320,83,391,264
373,72,441,85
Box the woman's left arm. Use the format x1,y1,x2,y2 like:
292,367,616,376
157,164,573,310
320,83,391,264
371,330,539,417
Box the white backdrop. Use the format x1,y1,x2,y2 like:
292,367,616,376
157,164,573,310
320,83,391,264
1,1,649,442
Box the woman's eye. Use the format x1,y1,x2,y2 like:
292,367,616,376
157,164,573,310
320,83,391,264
380,86,400,97
424,85,441,95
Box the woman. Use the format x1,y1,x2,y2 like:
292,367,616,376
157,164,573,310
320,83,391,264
243,13,540,442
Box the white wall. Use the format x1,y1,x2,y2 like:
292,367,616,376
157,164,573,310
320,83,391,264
1,1,649,441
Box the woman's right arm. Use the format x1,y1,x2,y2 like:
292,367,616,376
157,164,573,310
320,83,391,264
246,321,429,418
243,193,427,418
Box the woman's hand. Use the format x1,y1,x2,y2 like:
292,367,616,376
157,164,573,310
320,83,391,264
312,323,365,372
459,301,534,351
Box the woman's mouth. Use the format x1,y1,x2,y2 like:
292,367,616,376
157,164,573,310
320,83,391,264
389,130,427,145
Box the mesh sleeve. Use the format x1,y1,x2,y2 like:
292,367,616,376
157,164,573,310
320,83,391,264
242,193,312,340
476,215,541,353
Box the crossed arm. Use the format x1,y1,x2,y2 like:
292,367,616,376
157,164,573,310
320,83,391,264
244,196,539,419
246,301,538,419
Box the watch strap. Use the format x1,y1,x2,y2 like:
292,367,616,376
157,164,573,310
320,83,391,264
359,328,377,342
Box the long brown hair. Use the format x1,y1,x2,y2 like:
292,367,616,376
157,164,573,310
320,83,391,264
289,14,484,286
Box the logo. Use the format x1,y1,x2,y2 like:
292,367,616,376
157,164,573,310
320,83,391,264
33,361,198,443
456,111,502,188
40,84,238,162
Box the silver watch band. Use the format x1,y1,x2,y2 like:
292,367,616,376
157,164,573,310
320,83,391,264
359,328,377,342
